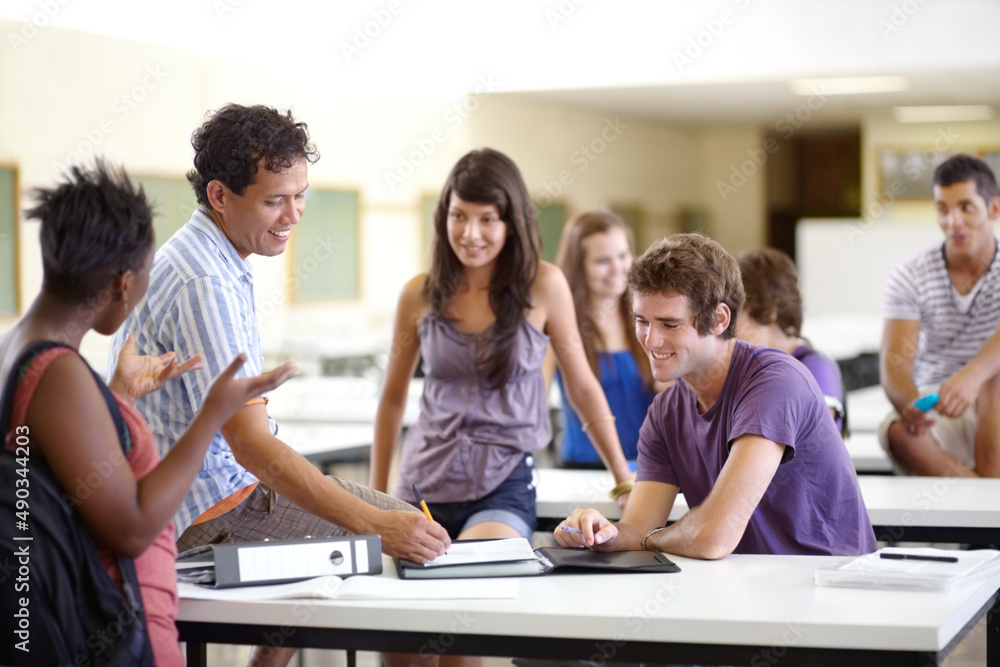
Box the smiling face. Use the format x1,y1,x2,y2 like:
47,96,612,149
632,290,729,384
935,178,1000,267
446,194,508,272
211,158,308,260
581,228,632,301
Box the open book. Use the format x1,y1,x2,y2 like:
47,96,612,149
178,574,518,601
815,547,1000,592
396,537,680,579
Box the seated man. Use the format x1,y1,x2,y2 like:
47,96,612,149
109,104,450,560
555,233,875,558
879,154,1000,478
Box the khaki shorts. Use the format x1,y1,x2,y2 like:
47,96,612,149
877,385,977,473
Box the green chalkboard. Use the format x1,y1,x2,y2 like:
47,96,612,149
0,168,17,315
535,200,566,264
294,188,359,301
133,175,197,248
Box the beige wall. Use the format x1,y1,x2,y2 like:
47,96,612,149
0,21,776,366
861,114,1000,224
697,126,768,253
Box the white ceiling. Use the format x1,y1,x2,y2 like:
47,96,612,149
4,0,1000,127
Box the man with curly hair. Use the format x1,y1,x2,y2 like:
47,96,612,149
555,234,875,559
110,105,450,568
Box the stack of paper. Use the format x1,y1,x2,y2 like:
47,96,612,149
815,547,1000,592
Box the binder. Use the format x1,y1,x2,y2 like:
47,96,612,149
176,535,382,588
396,544,680,579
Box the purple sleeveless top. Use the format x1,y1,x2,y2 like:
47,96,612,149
394,315,551,503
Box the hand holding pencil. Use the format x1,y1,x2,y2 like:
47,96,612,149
413,484,434,522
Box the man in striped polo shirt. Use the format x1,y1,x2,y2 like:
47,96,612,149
110,105,451,568
880,154,1000,477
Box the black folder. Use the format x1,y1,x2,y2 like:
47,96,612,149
396,546,679,579
176,535,382,588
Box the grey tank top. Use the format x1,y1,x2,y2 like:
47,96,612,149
394,314,551,503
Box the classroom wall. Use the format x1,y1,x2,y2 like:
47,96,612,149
0,21,770,368
791,115,1000,327
861,114,1000,223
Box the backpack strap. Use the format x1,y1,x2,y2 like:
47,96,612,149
0,340,131,454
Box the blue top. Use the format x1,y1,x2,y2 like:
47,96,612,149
108,210,270,535
555,350,654,465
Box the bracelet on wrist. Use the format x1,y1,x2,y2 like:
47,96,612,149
609,478,635,501
640,526,667,551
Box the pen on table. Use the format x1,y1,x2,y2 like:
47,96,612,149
412,484,434,522
880,552,958,563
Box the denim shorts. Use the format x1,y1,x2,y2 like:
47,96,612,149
424,453,538,540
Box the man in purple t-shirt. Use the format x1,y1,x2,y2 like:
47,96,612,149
555,234,876,558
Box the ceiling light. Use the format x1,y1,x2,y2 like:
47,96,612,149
893,105,995,123
790,76,910,96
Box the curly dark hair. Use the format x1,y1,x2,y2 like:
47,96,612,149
187,104,320,208
423,148,541,390
27,159,154,303
736,246,803,338
626,233,744,340
934,153,998,202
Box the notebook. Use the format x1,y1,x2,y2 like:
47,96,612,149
395,538,680,579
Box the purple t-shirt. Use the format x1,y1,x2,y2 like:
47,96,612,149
637,340,876,556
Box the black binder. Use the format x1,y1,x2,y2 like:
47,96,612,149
177,535,382,588
396,546,679,579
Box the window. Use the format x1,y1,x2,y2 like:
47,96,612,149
293,188,359,301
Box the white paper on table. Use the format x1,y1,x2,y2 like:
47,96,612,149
178,574,518,601
815,547,1000,592
420,538,538,568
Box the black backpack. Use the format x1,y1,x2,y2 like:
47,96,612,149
0,341,154,666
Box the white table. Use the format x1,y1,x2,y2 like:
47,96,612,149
845,431,893,474
267,376,422,426
178,553,1000,666
848,385,894,433
278,422,374,463
536,468,1000,545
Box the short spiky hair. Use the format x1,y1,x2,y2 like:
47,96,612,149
187,103,319,207
28,160,154,303
934,154,998,203
626,233,744,339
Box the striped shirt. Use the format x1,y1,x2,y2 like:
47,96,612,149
108,210,270,535
883,237,1000,388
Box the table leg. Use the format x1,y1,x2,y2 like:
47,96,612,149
989,593,1000,667
186,641,207,667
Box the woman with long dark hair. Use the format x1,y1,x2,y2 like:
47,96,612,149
371,149,633,548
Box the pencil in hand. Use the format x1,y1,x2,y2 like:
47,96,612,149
412,484,434,522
